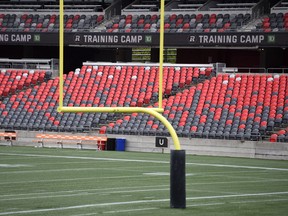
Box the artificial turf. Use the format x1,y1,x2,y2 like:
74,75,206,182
0,146,287,216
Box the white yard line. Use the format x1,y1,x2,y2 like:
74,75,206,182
71,213,98,216
1,152,288,172
0,175,149,186
0,170,274,186
231,198,288,204
187,202,225,207
186,198,288,207
0,153,168,164
0,165,164,175
0,167,112,174
103,207,158,214
0,191,288,215
186,191,288,201
0,184,169,198
2,178,288,201
0,188,169,202
186,162,288,172
0,164,32,168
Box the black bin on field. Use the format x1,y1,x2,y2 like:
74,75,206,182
106,138,116,151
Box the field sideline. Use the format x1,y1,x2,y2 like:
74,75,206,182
0,146,288,216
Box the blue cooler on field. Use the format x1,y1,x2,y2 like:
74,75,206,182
115,138,126,151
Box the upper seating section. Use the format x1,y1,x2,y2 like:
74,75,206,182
0,0,106,12
0,13,104,32
106,12,251,33
254,12,288,32
0,0,281,33
0,0,107,32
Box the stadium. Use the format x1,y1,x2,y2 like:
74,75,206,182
0,0,288,215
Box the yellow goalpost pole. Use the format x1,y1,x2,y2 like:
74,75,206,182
57,0,181,151
59,0,64,108
158,0,165,109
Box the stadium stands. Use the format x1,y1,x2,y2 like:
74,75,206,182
101,73,288,141
0,13,104,32
270,127,288,142
0,69,51,98
105,12,252,33
0,0,287,146
1,61,288,143
255,12,288,32
0,0,107,32
1,0,286,33
0,63,213,132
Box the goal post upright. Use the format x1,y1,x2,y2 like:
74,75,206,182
59,0,64,108
57,0,186,209
158,0,165,109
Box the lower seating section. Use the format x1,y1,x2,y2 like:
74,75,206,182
0,64,212,131
1,63,287,143
102,74,288,141
255,12,288,32
0,69,51,98
105,13,251,33
270,128,288,143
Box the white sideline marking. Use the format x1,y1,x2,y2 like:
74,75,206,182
1,152,288,172
0,191,288,215
0,164,31,168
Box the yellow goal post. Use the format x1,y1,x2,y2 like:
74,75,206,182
57,0,181,150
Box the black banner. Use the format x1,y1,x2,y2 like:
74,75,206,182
0,32,287,47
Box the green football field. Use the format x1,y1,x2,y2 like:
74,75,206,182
0,146,288,216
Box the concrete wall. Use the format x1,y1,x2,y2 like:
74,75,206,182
2,130,287,160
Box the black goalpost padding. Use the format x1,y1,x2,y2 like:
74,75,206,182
170,149,186,208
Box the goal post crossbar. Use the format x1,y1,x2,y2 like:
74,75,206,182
58,106,181,150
